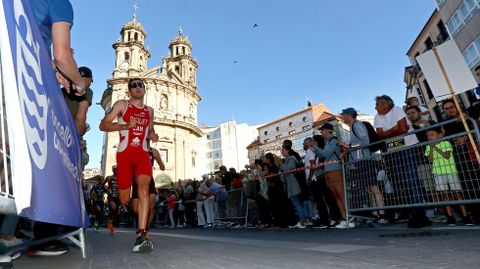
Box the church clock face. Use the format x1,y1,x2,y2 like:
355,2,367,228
120,61,130,70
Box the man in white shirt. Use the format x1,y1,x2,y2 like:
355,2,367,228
302,138,316,224
303,138,317,183
374,95,430,228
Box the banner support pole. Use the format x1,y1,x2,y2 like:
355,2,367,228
432,47,480,162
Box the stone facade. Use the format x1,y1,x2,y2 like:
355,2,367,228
100,15,203,182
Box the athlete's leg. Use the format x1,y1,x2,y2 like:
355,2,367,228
147,193,156,228
136,175,151,231
108,199,118,233
119,189,131,205
132,198,139,215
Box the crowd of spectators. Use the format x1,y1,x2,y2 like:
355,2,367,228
1,0,480,260
79,90,480,232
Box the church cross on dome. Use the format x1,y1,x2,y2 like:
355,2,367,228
132,3,139,21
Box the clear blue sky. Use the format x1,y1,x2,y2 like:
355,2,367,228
70,0,436,169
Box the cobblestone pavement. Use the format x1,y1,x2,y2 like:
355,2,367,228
13,225,480,269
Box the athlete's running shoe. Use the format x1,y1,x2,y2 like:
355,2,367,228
132,234,153,253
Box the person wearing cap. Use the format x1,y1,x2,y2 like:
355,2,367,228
308,123,352,228
341,108,388,225
62,66,94,136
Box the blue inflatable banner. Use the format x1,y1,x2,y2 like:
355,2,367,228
0,0,86,227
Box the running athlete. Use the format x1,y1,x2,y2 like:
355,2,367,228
90,177,106,232
132,146,165,231
99,78,159,252
103,165,120,235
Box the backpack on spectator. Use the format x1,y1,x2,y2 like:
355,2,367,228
352,121,386,153
293,159,311,202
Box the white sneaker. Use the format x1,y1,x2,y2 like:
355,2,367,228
0,237,24,248
335,219,356,229
304,219,314,226
293,222,306,229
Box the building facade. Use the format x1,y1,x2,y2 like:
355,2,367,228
247,103,373,164
100,15,203,182
200,121,260,174
83,168,101,180
257,103,330,158
405,1,480,121
436,0,480,92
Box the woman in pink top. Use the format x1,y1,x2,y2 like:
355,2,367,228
166,191,177,228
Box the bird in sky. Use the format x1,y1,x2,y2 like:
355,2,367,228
253,24,258,28
233,60,238,64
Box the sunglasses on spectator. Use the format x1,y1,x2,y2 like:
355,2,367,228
129,81,144,89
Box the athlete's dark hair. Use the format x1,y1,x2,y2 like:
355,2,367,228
127,78,144,89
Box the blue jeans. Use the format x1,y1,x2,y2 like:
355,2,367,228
390,149,423,204
290,195,306,221
303,200,313,219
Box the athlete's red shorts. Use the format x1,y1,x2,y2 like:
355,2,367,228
116,149,153,190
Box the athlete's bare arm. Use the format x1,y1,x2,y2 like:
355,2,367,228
152,148,165,171
99,100,135,132
147,106,159,142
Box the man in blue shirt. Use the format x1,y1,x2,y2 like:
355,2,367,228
27,0,86,257
28,0,87,95
205,179,228,219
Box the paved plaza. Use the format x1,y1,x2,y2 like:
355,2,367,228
13,225,480,269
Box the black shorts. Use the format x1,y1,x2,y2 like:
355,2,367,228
131,178,157,199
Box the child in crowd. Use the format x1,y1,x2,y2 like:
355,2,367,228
425,127,473,226
406,96,430,121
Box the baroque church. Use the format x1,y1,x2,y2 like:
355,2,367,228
100,13,203,184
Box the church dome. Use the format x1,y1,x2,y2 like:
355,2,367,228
169,28,192,49
121,16,146,36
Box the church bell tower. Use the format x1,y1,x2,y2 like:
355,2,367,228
112,5,150,78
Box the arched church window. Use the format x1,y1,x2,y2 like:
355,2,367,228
182,47,186,55
134,32,138,41
176,47,179,56
124,52,130,61
175,66,180,75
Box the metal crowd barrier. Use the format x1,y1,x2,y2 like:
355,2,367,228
0,60,15,216
344,118,480,216
214,188,249,228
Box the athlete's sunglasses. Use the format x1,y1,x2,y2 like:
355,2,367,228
129,81,144,89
